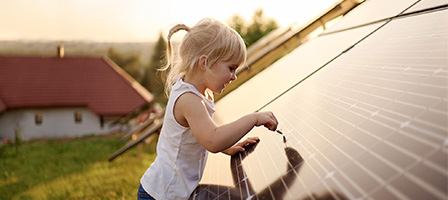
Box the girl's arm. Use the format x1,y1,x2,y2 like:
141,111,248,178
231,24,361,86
175,92,278,153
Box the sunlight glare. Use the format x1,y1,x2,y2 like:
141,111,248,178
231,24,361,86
0,0,339,42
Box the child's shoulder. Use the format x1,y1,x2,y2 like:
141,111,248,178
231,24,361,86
173,91,209,127
177,92,203,106
172,78,194,92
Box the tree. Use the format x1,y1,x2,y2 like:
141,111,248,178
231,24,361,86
245,9,279,46
142,32,168,104
107,48,142,81
227,14,245,37
227,8,279,47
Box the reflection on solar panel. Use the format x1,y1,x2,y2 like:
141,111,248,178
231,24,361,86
195,0,448,199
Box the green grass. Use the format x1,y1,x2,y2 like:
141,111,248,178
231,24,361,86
0,134,157,200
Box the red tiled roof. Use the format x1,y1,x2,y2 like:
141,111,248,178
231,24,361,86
0,96,6,111
0,56,153,115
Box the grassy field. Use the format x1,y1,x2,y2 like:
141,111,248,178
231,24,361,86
0,133,157,200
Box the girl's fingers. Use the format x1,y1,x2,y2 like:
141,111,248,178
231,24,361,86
235,146,245,152
247,137,260,142
265,122,277,131
269,111,278,124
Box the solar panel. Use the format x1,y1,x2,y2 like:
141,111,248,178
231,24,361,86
195,0,448,199
213,0,437,125
214,24,381,125
322,0,422,31
404,0,447,13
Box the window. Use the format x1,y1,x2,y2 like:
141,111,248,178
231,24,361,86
74,111,82,123
100,115,104,128
35,113,42,125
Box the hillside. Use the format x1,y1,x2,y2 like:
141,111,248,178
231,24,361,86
0,40,155,65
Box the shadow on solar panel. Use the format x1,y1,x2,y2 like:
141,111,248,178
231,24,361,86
192,141,347,200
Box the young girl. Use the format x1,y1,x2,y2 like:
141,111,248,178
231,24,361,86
138,18,278,200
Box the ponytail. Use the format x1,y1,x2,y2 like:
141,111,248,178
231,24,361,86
162,24,190,70
161,24,190,96
167,24,190,41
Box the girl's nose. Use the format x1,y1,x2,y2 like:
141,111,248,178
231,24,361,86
231,73,237,81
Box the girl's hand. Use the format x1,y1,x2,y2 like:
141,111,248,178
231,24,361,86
254,111,278,131
222,137,260,156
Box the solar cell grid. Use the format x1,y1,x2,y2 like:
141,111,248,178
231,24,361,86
213,23,386,125
404,0,448,13
196,0,448,199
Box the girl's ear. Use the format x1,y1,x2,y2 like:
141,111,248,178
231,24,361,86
199,55,208,72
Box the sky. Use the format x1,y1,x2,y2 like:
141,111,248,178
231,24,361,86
0,0,339,42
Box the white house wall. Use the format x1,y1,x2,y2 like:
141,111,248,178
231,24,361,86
0,107,119,141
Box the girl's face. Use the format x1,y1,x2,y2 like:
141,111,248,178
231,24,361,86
206,57,240,94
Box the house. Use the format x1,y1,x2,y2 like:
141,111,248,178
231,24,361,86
0,48,153,141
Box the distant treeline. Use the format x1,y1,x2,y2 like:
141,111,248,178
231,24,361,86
0,40,155,65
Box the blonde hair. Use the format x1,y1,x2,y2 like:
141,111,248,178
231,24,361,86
161,18,247,96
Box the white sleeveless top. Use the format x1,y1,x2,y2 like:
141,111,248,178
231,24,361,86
141,78,215,200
